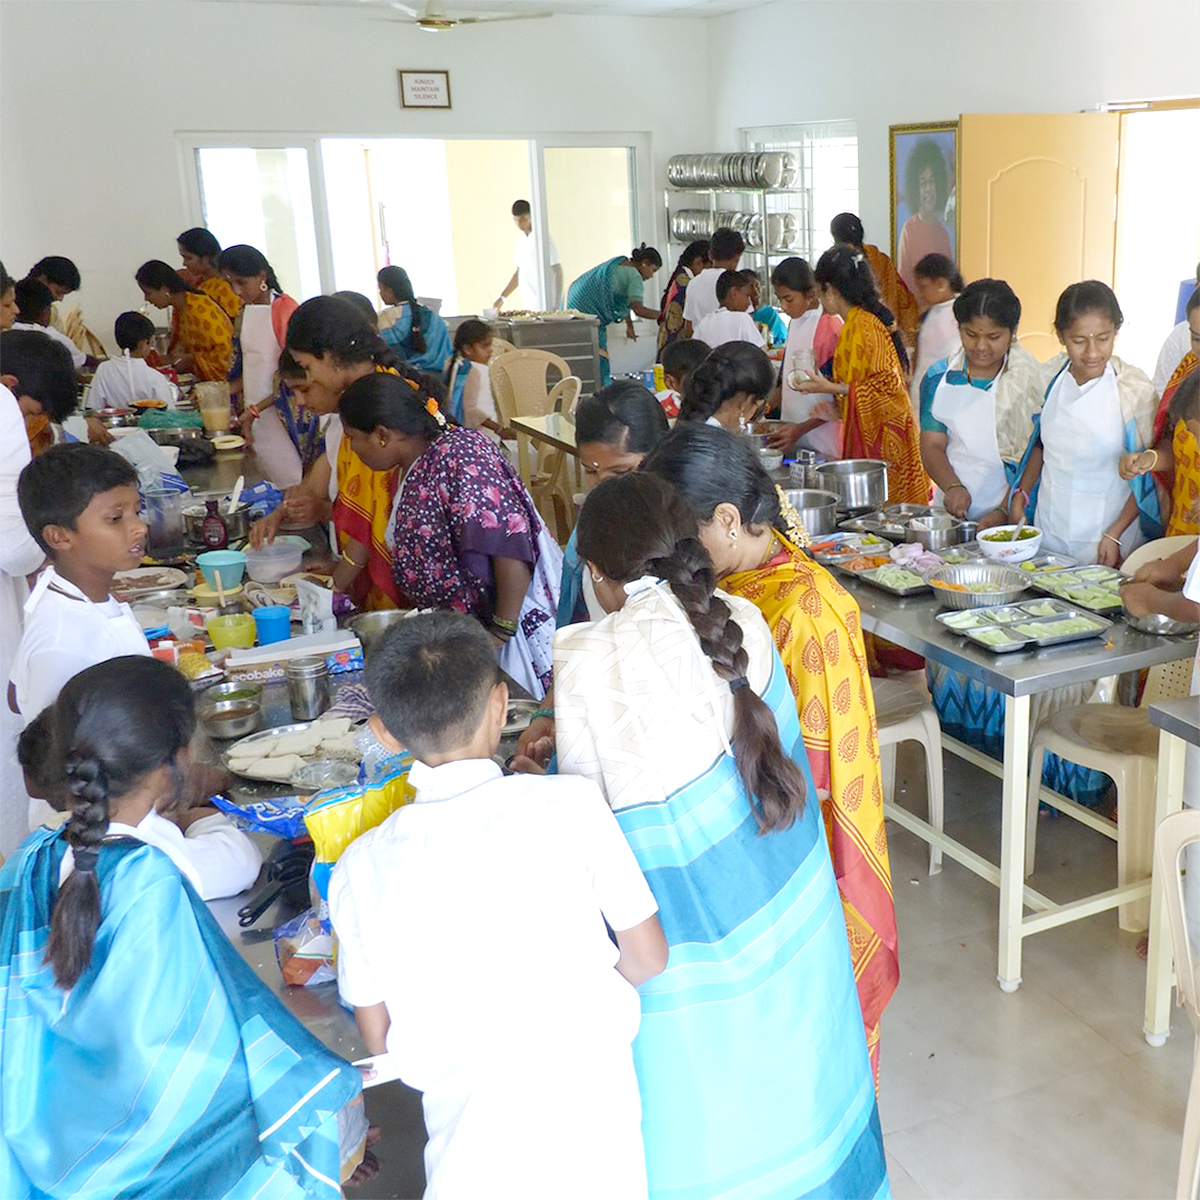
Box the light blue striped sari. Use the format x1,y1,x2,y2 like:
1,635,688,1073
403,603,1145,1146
619,655,889,1200
0,828,360,1199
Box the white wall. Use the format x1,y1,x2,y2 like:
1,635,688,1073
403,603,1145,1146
0,0,710,346
705,0,1200,263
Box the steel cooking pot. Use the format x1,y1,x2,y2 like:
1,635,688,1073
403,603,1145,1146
814,459,888,511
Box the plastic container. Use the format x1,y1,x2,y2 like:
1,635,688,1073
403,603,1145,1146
252,605,292,645
977,524,1044,564
244,541,305,583
206,612,257,649
196,549,247,590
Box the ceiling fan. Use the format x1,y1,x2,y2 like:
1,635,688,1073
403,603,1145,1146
386,1,552,30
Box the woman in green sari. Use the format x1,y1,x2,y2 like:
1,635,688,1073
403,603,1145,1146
565,244,663,384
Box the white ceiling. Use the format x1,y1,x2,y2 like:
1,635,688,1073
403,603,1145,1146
199,0,763,16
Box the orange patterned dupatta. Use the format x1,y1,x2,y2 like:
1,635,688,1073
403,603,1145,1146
1155,352,1199,536
835,306,930,505
332,365,404,610
724,535,898,1080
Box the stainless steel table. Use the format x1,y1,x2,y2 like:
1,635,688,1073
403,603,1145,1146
1144,695,1200,1044
838,573,1196,992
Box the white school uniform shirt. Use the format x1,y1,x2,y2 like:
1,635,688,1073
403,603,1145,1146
1038,362,1139,563
9,567,151,726
681,267,723,329
85,355,177,409
329,757,656,1200
910,298,960,410
692,307,765,350
10,321,86,370
1154,320,1192,395
780,307,841,458
515,231,561,311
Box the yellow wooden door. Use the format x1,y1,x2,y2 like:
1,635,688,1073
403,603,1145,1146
959,113,1120,362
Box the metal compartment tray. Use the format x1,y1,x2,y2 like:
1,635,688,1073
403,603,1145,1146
856,566,930,596
937,597,1112,653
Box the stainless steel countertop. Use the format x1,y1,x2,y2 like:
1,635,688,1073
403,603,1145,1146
838,572,1197,697
1149,696,1200,747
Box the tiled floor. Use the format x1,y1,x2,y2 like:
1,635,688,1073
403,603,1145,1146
353,744,1195,1199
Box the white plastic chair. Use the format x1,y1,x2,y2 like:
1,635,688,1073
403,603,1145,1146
1122,536,1198,578
873,677,945,874
1153,809,1200,1200
1026,660,1194,931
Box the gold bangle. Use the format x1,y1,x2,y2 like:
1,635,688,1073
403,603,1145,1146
492,615,518,634
1146,449,1159,470
341,549,366,568
1102,532,1122,547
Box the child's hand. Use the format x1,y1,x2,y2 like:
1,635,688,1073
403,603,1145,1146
1118,450,1155,480
765,424,802,451
1096,535,1122,568
517,716,554,761
1119,580,1160,617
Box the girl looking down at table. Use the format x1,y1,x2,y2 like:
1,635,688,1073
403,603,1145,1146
656,238,709,360
176,226,241,321
642,422,897,1082
376,266,452,375
135,259,232,383
338,370,561,699
553,473,886,1199
919,277,1044,530
1009,280,1160,566
250,296,411,610
0,656,364,1198
909,252,965,410
801,245,930,504
676,339,774,433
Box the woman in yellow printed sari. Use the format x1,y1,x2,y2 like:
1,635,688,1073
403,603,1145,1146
795,246,930,505
645,422,898,1082
177,227,242,321
250,296,410,610
135,260,233,382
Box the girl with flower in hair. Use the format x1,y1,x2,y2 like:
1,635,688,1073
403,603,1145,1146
339,371,562,698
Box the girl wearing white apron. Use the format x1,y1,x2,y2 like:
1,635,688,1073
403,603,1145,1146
919,279,1043,531
1011,282,1160,566
765,257,843,457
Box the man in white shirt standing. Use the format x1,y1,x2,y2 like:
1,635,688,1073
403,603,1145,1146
682,226,745,337
494,199,563,312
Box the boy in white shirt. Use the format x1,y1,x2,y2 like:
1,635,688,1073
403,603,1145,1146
11,442,262,896
682,226,744,335
329,612,667,1200
86,312,177,410
11,278,87,371
693,270,767,350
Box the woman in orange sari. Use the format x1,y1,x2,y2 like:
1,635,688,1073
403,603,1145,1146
249,296,410,610
1120,296,1200,536
795,246,930,504
135,261,233,383
177,227,242,322
644,422,898,1082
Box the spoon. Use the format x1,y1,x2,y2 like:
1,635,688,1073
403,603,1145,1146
227,475,244,516
214,568,226,609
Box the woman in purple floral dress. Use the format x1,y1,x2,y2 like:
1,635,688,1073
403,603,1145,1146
339,371,562,698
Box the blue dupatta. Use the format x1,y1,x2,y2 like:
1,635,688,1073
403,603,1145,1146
0,829,360,1199
556,527,588,627
379,305,453,374
618,653,888,1200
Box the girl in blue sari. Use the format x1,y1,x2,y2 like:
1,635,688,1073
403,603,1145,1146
0,657,364,1199
377,265,452,374
554,475,888,1200
565,245,663,385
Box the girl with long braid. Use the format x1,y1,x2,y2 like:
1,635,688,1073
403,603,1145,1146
553,473,886,1200
0,656,365,1197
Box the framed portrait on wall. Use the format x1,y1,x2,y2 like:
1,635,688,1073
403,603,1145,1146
889,121,958,293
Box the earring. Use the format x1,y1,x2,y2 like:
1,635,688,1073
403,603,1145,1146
259,281,268,293
729,528,738,541
591,572,604,583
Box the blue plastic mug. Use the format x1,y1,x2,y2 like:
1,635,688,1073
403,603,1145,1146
252,605,292,646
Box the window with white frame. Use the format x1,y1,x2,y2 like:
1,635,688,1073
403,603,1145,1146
743,122,859,264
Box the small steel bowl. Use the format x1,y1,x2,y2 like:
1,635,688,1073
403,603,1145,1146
906,515,964,551
928,562,1030,610
200,698,262,739
347,608,415,654
200,680,265,706
1122,610,1200,637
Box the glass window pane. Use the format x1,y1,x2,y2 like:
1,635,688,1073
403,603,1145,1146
196,147,321,300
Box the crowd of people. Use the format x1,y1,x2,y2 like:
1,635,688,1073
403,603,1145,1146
0,202,1196,1199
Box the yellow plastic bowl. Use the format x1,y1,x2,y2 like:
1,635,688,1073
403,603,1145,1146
206,613,257,650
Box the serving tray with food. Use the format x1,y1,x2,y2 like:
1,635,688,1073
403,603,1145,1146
936,597,1112,653
1025,563,1125,611
222,716,364,786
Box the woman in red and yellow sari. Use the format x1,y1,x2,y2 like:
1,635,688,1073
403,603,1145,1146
177,227,242,322
645,422,898,1084
249,296,410,610
1120,298,1200,537
794,246,930,505
135,260,233,383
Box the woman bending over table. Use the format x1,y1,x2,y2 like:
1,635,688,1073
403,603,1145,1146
0,656,363,1197
797,246,930,504
643,422,897,1082
1009,281,1160,566
135,259,233,382
554,473,885,1199
339,370,561,699
919,277,1044,531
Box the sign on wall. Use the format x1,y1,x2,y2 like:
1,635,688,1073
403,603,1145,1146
398,70,451,109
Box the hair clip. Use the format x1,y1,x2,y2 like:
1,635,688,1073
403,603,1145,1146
425,397,447,429
774,484,810,548
73,846,99,874
728,675,749,692
404,376,420,392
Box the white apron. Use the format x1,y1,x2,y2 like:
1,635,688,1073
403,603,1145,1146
930,372,1010,518
780,308,841,458
1039,363,1136,562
